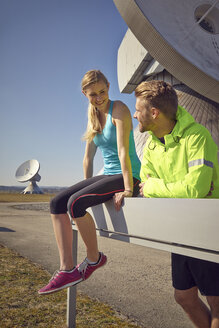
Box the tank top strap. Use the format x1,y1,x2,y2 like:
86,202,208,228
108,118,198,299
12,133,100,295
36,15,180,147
108,100,114,116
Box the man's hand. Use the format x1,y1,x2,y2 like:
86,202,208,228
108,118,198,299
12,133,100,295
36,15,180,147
139,174,150,197
207,181,214,196
113,190,133,211
139,183,145,196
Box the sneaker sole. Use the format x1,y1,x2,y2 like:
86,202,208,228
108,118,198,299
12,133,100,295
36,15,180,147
38,277,83,295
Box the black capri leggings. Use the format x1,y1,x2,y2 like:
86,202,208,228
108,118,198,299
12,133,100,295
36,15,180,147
50,174,140,218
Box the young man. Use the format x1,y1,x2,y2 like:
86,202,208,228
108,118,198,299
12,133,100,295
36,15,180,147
134,80,219,328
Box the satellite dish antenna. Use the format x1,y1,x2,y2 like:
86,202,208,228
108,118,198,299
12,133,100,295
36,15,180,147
15,159,43,194
113,0,219,103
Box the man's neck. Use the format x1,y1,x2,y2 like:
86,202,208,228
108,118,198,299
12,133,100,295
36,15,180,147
153,119,176,138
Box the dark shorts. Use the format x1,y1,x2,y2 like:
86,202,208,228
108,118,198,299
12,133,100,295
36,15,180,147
50,174,140,219
172,253,219,296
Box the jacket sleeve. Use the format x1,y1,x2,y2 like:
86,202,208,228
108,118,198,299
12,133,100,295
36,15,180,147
142,130,216,198
140,156,158,183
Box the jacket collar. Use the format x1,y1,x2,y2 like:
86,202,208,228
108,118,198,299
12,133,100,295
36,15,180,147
148,106,195,145
173,105,195,137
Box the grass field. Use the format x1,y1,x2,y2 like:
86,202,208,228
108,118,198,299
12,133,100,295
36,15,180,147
0,192,54,203
0,194,141,327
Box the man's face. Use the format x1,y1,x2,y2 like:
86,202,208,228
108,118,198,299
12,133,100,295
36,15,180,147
134,98,155,133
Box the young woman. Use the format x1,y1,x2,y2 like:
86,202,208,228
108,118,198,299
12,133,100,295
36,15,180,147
38,70,141,295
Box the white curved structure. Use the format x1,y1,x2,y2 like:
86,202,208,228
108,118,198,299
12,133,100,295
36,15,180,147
114,0,219,102
117,29,181,93
117,29,153,93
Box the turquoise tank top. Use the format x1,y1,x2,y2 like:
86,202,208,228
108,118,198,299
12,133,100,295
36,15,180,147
93,101,141,180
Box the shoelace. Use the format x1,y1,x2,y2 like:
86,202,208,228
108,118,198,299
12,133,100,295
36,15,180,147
49,270,60,282
78,258,89,276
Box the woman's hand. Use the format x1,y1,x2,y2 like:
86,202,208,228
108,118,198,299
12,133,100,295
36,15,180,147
113,190,133,211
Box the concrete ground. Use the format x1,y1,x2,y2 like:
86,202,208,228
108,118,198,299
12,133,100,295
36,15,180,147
0,202,194,328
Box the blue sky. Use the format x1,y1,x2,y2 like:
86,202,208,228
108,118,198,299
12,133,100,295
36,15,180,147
1,0,138,187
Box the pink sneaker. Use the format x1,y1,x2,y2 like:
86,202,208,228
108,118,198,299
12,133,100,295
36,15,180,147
77,252,107,281
38,267,83,295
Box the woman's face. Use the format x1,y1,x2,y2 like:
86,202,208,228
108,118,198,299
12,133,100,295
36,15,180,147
83,80,110,111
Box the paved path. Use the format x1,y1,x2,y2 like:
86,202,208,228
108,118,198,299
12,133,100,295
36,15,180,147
0,202,194,328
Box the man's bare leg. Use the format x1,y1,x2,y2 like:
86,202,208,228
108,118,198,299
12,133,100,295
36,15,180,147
174,287,211,328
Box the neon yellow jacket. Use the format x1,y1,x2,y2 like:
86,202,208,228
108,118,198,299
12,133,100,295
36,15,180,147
140,106,219,198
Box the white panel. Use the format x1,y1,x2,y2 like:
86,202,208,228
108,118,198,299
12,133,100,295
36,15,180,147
87,198,219,263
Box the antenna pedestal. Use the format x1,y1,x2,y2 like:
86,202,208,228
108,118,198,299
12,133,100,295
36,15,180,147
22,181,43,194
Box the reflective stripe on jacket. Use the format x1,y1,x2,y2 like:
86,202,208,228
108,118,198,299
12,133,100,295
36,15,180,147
140,106,219,198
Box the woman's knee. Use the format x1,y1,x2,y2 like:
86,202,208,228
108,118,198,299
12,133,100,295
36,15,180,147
67,195,85,219
50,196,57,213
50,194,67,214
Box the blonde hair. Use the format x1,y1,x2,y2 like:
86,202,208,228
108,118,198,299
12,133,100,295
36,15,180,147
135,80,178,120
82,70,109,142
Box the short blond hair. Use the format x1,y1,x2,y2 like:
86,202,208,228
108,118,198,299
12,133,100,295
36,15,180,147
135,80,178,120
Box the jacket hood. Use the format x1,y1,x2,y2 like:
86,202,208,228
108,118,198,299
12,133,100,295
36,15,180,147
172,106,195,137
